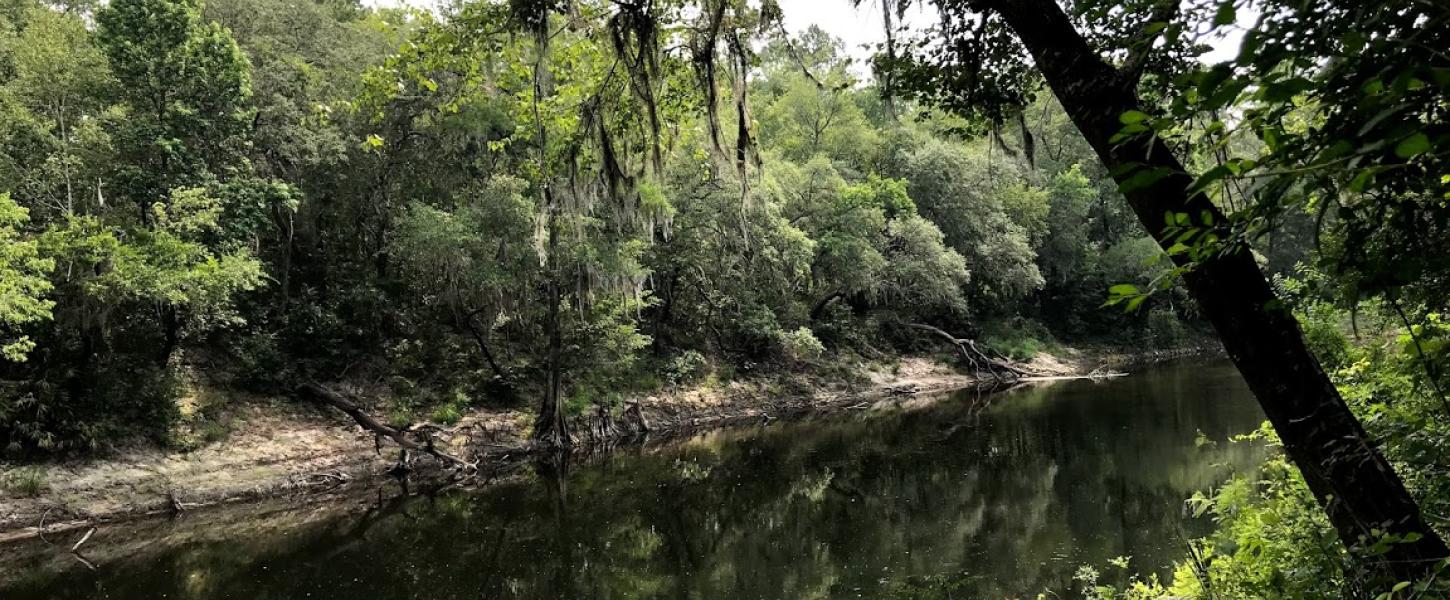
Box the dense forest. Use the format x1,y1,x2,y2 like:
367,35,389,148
1,0,1448,597
0,0,1203,453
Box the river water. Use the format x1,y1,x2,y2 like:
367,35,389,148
0,359,1266,599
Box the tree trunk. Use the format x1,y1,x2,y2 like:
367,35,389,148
527,15,571,449
879,0,898,122
533,197,571,448
985,0,1448,578
158,306,182,366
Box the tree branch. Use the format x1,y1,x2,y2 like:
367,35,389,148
299,383,475,471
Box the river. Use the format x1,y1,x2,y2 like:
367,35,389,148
0,359,1266,599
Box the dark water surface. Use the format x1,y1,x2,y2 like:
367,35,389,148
2,359,1266,599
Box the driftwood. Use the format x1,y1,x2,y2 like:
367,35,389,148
902,322,1042,378
70,527,95,553
299,382,475,471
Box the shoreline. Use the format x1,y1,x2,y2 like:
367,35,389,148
0,345,1216,543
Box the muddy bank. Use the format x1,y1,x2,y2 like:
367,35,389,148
0,348,1199,542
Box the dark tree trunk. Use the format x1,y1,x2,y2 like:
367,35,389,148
533,200,571,448
985,0,1448,578
158,306,181,366
650,268,678,354
880,0,899,122
528,18,570,449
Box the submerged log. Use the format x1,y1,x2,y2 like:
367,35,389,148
298,382,475,471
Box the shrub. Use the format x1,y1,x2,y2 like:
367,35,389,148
1299,304,1352,369
2,466,48,497
1146,307,1191,349
430,404,462,425
1,359,180,455
662,350,708,387
778,327,825,362
981,318,1056,360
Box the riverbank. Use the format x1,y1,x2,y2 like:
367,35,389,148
0,345,1214,542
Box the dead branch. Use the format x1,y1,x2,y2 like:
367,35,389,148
37,507,55,545
902,322,1042,378
70,527,95,553
299,382,476,471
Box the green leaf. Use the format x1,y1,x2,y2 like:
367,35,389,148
1259,77,1314,102
1125,295,1148,313
1349,168,1378,192
1342,31,1366,54
1109,284,1140,296
1395,133,1431,158
1119,110,1150,125
1119,167,1173,193
1213,1,1236,26
1189,164,1234,194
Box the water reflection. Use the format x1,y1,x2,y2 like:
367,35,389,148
1,359,1265,599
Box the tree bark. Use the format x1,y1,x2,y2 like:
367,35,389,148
983,0,1448,577
533,193,571,448
528,16,571,449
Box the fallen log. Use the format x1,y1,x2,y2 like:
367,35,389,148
298,382,475,471
902,322,1044,378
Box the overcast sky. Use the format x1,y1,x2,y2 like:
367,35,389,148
362,0,1246,72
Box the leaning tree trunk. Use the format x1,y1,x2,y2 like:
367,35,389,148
985,0,1448,579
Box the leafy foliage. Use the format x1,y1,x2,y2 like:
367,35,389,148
0,0,1203,452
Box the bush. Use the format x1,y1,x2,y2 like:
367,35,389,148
1080,309,1450,599
2,466,48,497
1,358,180,455
1146,307,1192,349
1299,305,1351,369
430,404,462,425
662,350,708,387
981,318,1056,360
778,327,825,362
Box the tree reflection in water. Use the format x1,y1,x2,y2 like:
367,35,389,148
2,360,1265,599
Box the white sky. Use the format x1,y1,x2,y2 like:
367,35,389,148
363,0,1246,71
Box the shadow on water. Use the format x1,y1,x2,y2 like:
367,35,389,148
0,359,1266,599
